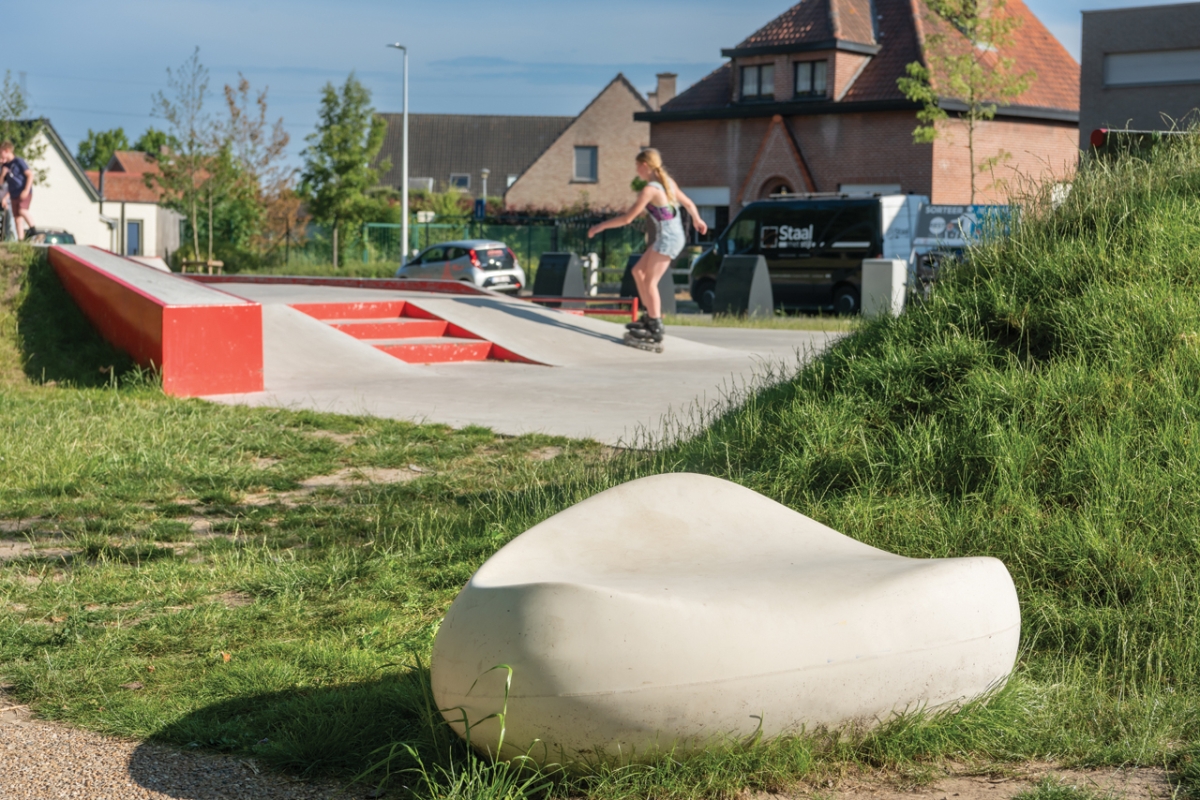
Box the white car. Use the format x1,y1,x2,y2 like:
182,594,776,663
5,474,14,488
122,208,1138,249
396,239,526,293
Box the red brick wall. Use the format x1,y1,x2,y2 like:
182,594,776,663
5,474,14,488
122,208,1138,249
788,111,933,196
650,109,1076,208
505,81,650,212
931,117,1079,203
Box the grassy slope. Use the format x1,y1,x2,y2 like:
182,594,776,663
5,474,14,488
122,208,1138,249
5,133,1200,798
644,137,1200,769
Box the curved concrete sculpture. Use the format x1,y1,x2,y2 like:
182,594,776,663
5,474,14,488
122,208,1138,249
431,473,1019,764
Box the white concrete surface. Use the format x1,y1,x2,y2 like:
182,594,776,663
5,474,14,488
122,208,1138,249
204,283,843,445
55,246,253,306
431,473,1021,764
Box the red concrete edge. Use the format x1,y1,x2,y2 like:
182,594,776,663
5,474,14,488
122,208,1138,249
49,246,165,369
48,246,264,396
189,274,493,297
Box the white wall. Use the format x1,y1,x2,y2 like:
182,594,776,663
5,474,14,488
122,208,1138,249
27,131,112,248
99,200,161,257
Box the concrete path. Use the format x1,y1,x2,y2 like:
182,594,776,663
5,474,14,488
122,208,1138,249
205,284,843,445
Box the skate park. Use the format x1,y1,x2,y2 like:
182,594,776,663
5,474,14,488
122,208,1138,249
47,244,842,445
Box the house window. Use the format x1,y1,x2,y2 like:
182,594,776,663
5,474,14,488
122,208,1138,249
740,64,775,101
1104,49,1200,86
126,220,142,256
449,174,470,190
574,146,598,182
794,60,828,98
506,174,518,188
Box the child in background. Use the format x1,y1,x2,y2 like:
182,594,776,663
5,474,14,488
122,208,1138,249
0,141,35,240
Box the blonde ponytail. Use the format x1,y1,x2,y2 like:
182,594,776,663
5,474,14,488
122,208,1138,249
636,148,676,205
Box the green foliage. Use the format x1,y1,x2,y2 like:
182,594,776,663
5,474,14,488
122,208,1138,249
897,0,1035,201
301,73,390,267
132,126,180,156
0,71,47,180
76,128,130,171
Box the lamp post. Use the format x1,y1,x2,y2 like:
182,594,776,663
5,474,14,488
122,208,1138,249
481,168,489,207
387,43,409,264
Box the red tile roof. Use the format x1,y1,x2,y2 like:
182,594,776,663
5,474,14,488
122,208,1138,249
107,150,158,175
662,0,1078,114
86,151,166,203
661,63,733,111
735,0,838,48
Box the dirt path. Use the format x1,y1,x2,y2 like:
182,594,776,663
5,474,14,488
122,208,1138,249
1,699,361,800
792,763,1175,800
1,692,1176,800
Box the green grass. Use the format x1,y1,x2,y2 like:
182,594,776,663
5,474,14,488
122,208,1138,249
6,133,1200,798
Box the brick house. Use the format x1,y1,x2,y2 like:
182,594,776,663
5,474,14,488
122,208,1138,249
375,75,652,212
635,0,1081,224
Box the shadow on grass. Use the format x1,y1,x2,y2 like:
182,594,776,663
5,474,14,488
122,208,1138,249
132,667,447,797
16,253,136,387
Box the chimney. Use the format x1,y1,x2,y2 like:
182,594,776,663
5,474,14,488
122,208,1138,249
655,73,677,108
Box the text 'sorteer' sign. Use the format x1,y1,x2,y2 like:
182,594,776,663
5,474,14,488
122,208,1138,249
761,224,816,250
913,205,1009,248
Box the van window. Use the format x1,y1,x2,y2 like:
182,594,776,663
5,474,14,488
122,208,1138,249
726,217,757,254
756,204,878,254
758,207,836,253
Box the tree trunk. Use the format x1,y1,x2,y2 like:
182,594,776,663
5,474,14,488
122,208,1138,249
332,223,339,270
191,197,200,260
207,187,214,264
967,117,976,206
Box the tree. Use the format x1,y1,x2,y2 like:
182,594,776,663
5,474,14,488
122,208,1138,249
897,0,1034,203
301,73,390,268
76,127,129,170
149,47,214,264
132,127,180,156
0,70,47,180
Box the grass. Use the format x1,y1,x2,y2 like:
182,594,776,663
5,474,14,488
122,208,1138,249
5,133,1200,798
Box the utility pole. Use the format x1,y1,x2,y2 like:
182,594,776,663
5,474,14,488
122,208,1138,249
387,43,409,264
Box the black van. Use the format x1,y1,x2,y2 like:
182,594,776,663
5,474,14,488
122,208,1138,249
689,195,924,314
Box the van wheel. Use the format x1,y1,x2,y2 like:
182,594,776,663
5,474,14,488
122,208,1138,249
833,286,859,316
693,279,716,313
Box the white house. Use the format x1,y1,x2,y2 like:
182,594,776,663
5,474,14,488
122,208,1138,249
14,119,180,260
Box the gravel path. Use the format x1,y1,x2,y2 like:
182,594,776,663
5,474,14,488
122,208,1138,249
1,699,364,800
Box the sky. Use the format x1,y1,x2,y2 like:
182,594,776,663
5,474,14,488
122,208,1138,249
6,0,1194,167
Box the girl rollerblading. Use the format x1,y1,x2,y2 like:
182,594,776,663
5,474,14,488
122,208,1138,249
588,149,707,353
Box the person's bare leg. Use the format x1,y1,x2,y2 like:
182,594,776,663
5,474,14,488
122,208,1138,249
13,210,25,240
632,252,671,318
16,209,32,238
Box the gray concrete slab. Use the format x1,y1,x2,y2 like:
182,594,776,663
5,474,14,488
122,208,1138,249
203,282,844,445
55,246,254,306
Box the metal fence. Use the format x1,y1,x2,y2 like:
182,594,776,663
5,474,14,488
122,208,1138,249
360,217,648,273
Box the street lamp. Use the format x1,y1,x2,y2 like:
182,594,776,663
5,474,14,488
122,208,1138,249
387,43,409,264
481,168,489,214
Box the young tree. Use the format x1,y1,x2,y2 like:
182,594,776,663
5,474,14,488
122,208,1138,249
149,47,214,264
132,127,180,156
76,127,129,170
897,0,1035,203
301,73,390,268
0,70,47,179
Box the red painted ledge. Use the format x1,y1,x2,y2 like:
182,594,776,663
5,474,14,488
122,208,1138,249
48,245,263,396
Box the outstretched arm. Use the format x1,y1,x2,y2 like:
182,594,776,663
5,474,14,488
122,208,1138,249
672,182,708,236
587,186,653,238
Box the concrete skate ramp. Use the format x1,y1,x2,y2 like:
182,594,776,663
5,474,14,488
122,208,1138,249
212,281,728,367
204,281,843,444
261,305,422,391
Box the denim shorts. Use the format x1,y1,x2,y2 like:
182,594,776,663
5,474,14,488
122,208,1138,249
652,217,687,259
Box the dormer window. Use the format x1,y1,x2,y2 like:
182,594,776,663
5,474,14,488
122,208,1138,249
740,64,775,101
794,60,828,98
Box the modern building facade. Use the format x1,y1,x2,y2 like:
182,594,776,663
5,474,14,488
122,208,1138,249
636,0,1081,221
1080,2,1200,148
